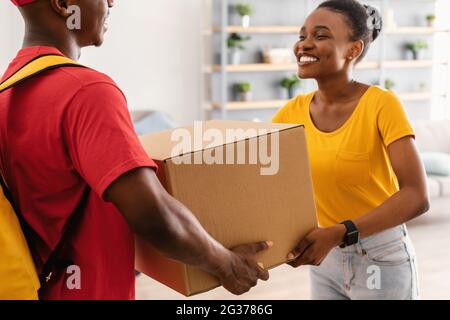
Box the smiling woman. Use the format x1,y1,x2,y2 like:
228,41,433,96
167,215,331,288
295,0,382,80
273,0,429,300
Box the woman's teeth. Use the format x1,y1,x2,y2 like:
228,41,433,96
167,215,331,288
299,56,319,64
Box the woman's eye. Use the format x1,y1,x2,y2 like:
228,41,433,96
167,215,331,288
299,36,306,41
316,35,329,40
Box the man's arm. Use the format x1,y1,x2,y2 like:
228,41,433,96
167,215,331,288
61,82,270,295
104,167,271,295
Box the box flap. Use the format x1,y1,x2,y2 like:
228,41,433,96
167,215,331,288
139,121,302,161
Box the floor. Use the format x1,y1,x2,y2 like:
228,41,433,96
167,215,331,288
135,197,450,300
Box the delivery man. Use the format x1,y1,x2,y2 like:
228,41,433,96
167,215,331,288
0,0,271,299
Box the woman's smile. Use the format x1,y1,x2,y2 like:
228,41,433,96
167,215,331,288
297,53,320,67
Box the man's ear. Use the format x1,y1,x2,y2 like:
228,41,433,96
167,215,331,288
49,0,76,18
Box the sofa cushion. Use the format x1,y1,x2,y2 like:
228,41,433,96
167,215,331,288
132,111,177,135
421,152,450,176
412,120,450,154
428,175,450,197
427,177,441,198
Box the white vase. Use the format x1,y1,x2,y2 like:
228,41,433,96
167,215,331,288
413,50,425,60
229,50,241,65
241,15,250,28
239,91,252,102
385,9,397,29
405,50,415,60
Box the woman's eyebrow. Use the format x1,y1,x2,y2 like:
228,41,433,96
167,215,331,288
299,25,332,34
314,25,332,31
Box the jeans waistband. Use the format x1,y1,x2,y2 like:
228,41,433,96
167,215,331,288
340,224,408,254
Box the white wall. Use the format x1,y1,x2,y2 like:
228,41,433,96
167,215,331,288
0,2,24,66
0,0,204,125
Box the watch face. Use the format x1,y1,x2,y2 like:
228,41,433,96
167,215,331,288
347,230,360,246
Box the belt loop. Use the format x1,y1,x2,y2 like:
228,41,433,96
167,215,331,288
355,241,363,255
401,224,407,237
356,238,368,256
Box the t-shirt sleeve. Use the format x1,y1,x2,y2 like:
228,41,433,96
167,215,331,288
63,82,158,199
272,106,288,123
377,91,415,147
272,98,297,123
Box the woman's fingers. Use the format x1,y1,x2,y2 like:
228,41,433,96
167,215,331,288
287,237,313,261
287,246,316,267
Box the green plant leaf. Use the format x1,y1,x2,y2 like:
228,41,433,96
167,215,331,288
236,4,253,16
281,74,301,89
235,81,251,93
227,33,251,50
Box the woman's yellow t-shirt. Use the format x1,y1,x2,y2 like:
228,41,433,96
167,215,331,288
272,86,415,227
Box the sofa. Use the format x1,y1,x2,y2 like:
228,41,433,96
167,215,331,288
407,120,450,226
413,120,450,199
131,110,177,135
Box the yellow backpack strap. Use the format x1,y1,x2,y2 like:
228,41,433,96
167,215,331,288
0,173,13,207
0,55,85,93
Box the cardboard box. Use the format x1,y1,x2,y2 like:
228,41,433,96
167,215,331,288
135,121,317,296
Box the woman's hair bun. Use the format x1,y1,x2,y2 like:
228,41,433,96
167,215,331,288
364,4,383,41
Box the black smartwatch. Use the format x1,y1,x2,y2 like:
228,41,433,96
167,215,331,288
339,220,360,248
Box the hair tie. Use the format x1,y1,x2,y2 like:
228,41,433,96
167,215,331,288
364,4,382,34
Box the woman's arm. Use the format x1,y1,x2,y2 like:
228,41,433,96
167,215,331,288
353,136,429,237
287,136,430,267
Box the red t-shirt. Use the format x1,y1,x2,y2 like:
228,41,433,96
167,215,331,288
0,46,157,300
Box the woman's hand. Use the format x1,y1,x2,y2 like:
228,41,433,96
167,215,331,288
287,225,346,267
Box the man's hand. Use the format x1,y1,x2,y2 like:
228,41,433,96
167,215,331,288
287,225,345,267
105,168,272,295
217,241,273,295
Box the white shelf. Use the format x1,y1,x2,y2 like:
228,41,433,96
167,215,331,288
212,63,296,72
212,26,449,35
212,92,443,111
398,92,447,101
385,27,449,34
212,100,287,110
209,60,447,73
383,60,448,68
213,26,300,34
206,0,446,117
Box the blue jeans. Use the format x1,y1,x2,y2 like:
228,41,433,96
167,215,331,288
310,225,419,300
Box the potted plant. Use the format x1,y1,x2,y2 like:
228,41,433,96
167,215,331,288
227,33,251,65
236,3,253,28
426,14,436,27
235,82,252,102
281,74,301,99
384,79,395,91
405,40,428,60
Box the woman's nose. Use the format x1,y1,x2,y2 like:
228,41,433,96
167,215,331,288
299,38,315,53
293,42,301,55
107,0,115,8
294,40,310,55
